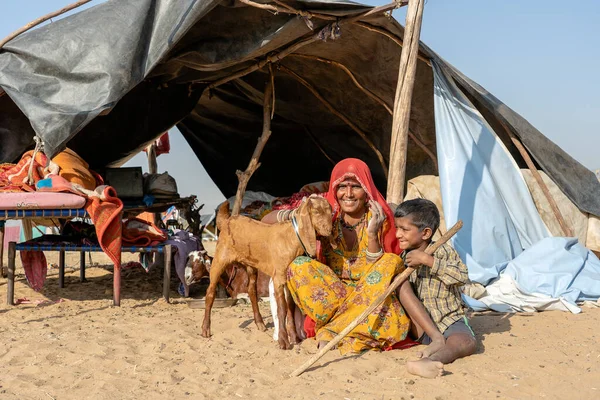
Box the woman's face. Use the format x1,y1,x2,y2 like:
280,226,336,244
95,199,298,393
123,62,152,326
336,177,368,216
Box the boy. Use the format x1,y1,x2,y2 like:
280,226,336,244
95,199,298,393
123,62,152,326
394,198,476,374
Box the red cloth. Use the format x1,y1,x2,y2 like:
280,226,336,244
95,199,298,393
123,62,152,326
122,217,167,246
20,250,47,292
323,158,400,254
143,132,170,156
0,150,49,192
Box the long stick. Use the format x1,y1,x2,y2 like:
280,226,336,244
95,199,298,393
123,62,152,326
500,120,573,237
290,219,463,378
386,0,425,206
0,0,93,49
231,69,275,216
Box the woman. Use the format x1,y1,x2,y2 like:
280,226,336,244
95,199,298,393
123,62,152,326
265,159,445,375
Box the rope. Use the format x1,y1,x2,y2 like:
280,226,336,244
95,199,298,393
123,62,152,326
23,136,44,185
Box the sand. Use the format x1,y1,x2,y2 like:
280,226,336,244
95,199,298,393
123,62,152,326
0,247,599,400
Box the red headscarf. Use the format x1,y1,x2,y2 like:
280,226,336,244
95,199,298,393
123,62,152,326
324,158,400,254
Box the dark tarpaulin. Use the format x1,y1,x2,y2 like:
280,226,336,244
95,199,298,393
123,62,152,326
0,0,598,216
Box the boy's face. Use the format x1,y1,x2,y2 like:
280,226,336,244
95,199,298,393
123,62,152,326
394,216,432,251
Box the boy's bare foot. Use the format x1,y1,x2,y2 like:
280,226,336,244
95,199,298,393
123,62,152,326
416,338,445,359
406,359,444,379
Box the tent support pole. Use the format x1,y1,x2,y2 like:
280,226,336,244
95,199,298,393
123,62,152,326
279,64,388,178
0,0,93,49
146,143,158,174
289,54,437,169
231,67,275,216
386,0,425,208
502,121,573,237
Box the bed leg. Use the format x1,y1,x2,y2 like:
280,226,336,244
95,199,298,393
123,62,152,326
163,245,172,303
7,242,15,305
79,251,86,282
58,250,65,288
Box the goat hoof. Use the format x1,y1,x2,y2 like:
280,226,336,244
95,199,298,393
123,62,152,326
256,322,267,332
278,338,292,350
201,328,211,338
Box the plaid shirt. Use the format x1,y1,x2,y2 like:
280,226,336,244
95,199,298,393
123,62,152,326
404,243,469,333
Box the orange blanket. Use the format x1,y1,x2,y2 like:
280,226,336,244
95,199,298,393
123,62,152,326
0,150,50,192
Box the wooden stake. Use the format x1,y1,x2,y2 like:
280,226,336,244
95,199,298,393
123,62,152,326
0,0,93,49
386,0,425,206
290,220,463,378
501,120,573,237
231,70,275,216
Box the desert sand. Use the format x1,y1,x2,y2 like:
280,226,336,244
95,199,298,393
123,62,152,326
0,245,598,400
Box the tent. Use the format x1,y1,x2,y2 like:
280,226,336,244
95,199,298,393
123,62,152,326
1,0,599,309
0,0,598,213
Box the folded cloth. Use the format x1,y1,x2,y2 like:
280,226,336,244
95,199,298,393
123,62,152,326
122,218,167,246
51,148,97,190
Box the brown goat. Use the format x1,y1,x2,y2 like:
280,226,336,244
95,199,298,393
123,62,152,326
185,253,270,298
201,195,332,349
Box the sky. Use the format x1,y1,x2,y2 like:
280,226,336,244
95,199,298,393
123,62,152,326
1,0,598,211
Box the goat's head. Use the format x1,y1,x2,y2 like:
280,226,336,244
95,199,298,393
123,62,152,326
184,249,212,286
294,195,333,257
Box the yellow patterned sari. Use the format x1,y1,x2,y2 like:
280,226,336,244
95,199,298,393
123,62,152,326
287,210,411,354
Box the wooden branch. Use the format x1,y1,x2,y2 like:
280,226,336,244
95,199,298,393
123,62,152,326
354,21,431,66
0,0,93,49
386,0,425,205
279,64,388,178
240,0,336,20
303,125,336,166
290,220,464,377
290,53,437,168
501,120,573,237
202,2,403,96
232,70,275,216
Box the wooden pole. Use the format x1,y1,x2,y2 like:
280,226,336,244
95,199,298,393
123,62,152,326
6,242,15,305
231,69,275,216
0,222,5,278
501,121,573,237
290,220,463,378
0,0,93,49
146,143,158,174
386,0,425,207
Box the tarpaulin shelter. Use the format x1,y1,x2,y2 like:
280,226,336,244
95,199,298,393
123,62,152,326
0,0,598,218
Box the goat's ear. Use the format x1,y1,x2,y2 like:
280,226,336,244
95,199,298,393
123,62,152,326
296,198,317,257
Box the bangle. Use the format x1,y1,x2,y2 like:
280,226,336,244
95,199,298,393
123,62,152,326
365,248,384,259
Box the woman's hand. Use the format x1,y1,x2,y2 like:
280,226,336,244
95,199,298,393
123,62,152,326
367,200,386,237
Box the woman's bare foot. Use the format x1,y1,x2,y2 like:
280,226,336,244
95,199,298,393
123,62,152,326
406,359,444,379
416,338,445,359
318,340,329,349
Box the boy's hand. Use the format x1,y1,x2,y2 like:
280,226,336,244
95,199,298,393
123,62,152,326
405,250,434,268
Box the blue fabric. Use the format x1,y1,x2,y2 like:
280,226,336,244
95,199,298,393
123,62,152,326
504,237,600,304
432,61,549,285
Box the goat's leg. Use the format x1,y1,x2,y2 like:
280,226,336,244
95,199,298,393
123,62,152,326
273,277,291,350
285,287,300,344
201,258,228,338
246,266,266,332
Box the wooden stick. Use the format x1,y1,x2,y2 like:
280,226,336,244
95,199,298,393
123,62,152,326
202,2,402,96
354,21,431,66
279,64,388,178
0,0,93,49
290,219,463,378
386,0,425,205
302,125,336,166
231,69,275,216
240,0,336,20
500,120,573,237
289,54,437,169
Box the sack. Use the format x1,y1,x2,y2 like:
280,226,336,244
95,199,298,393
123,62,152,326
144,172,179,198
